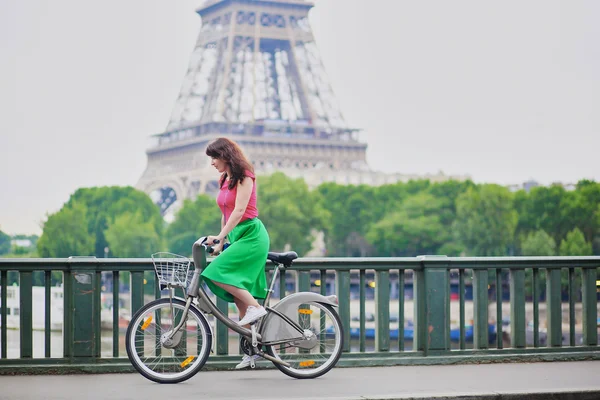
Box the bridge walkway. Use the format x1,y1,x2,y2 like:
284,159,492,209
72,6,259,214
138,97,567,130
2,360,599,400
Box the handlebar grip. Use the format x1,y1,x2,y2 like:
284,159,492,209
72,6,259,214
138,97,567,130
206,238,220,254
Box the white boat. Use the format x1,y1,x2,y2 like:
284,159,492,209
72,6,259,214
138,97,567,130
0,286,64,331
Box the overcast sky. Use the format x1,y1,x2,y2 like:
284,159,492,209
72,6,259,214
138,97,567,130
1,0,599,236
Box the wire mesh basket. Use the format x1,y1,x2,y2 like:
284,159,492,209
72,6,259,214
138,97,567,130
151,252,192,289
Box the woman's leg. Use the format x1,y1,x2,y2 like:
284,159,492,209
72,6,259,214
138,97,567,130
234,297,247,319
212,281,260,309
211,280,266,326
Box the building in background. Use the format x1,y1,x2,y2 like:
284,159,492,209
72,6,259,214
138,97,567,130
137,0,468,217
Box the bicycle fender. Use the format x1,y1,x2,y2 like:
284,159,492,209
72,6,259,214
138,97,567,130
260,292,338,342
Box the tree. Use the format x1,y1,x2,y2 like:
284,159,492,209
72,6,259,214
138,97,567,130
104,212,163,258
65,186,164,258
37,201,95,257
514,185,567,246
165,195,222,256
453,184,518,256
367,193,447,256
427,180,475,227
594,203,600,254
259,173,330,256
560,181,600,243
0,228,10,255
559,228,592,256
316,182,376,256
37,186,163,258
521,230,556,256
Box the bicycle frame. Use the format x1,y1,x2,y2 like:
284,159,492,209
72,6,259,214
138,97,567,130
156,238,339,368
156,241,256,339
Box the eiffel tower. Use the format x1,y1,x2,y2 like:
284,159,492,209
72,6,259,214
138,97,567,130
137,0,371,215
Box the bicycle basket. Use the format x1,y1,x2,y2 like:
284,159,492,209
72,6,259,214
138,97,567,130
151,252,192,289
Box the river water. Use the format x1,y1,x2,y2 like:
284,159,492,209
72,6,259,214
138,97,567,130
1,329,129,359
1,329,385,359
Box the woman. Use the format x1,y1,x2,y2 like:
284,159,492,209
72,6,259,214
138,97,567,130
199,137,270,369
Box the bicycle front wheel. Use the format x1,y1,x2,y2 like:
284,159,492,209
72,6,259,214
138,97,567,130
266,302,343,379
125,298,212,384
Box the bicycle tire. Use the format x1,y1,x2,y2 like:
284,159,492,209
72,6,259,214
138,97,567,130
265,302,343,379
125,298,212,384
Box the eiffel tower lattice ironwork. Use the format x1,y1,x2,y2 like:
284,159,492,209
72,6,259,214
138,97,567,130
137,0,371,216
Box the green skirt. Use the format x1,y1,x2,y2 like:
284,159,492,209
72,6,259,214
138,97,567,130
201,218,270,302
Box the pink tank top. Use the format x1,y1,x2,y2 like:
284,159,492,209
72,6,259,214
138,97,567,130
216,171,258,223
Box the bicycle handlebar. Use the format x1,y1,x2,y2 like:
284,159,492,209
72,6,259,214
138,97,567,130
198,237,220,254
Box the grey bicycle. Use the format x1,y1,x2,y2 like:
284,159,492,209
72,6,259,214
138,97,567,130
125,237,343,383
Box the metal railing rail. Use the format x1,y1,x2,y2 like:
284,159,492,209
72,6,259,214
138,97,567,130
1,256,599,373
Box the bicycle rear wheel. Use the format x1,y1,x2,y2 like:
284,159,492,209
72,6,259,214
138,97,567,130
265,302,343,379
125,298,212,384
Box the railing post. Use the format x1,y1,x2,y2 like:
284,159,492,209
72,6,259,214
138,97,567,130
413,266,426,352
298,271,311,293
582,267,598,346
415,256,450,353
510,269,526,348
473,269,489,349
375,270,390,352
1,270,7,359
130,271,144,315
63,270,73,358
546,268,562,347
19,271,33,358
67,258,101,360
216,296,229,355
336,270,351,353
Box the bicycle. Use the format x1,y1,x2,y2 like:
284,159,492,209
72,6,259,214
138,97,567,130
125,237,344,383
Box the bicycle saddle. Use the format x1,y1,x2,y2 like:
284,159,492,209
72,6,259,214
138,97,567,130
267,251,298,266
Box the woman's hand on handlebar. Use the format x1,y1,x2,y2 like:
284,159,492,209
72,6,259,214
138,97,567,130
206,235,224,255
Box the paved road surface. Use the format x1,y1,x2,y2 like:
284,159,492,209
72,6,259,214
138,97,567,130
2,361,599,400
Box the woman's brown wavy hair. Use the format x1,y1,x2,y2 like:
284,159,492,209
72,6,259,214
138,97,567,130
205,137,254,190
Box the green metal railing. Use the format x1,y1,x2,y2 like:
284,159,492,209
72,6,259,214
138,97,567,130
0,256,599,373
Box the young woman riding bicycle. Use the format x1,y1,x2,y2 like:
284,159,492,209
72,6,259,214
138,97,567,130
201,137,270,369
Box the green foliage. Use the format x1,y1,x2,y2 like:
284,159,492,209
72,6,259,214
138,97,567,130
514,181,600,254
66,186,164,257
514,185,566,243
559,228,593,256
259,173,330,256
453,184,518,256
521,230,556,256
12,246,32,256
427,180,475,227
165,195,221,256
24,176,600,260
37,201,95,257
37,186,163,258
0,234,39,258
0,228,10,255
316,182,376,256
562,182,600,242
104,212,163,258
367,193,447,256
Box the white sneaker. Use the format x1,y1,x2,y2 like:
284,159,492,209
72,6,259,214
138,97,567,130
237,306,267,326
235,354,261,370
